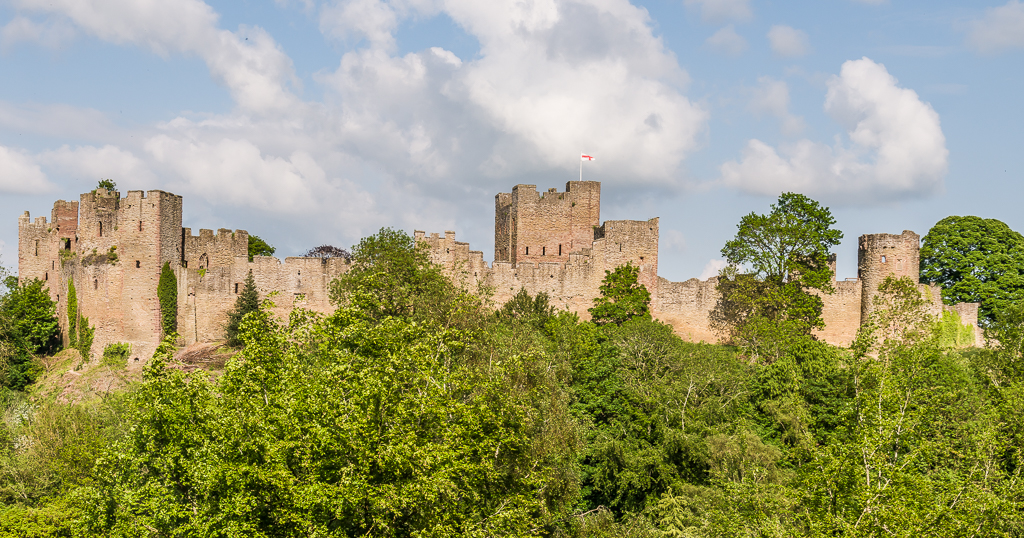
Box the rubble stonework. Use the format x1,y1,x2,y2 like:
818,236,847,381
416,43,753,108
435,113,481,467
18,182,980,358
18,189,348,360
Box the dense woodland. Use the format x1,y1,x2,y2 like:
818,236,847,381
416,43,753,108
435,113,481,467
0,194,1023,537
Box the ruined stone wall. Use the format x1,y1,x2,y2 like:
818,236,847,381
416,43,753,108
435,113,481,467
814,279,862,347
177,228,349,345
494,193,513,263
416,231,488,291
859,231,920,322
593,218,659,300
653,277,719,342
499,181,600,265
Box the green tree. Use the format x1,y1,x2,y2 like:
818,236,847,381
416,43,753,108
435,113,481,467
224,270,258,347
328,227,481,328
714,193,843,344
157,262,177,337
0,277,59,389
496,288,555,327
588,262,651,326
96,179,116,191
919,215,1024,324
247,234,275,261
73,292,579,536
66,278,77,347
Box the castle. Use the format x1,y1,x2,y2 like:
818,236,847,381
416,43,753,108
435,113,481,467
17,182,980,360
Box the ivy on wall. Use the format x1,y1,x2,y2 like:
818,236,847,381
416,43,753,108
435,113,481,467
67,278,77,347
158,262,177,337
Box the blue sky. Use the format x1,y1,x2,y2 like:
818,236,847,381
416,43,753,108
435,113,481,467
0,0,1021,281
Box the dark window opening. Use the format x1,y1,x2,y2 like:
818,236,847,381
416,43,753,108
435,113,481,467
525,247,529,255
98,222,102,237
640,256,644,262
138,221,143,232
44,272,48,281
64,239,71,250
93,279,98,290
136,260,140,268
34,240,38,256
235,283,239,294
52,261,54,269
559,244,562,256
542,246,546,256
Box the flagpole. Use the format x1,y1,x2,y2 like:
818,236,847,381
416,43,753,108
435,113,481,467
579,153,582,181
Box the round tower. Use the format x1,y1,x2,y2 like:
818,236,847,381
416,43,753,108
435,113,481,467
858,230,920,322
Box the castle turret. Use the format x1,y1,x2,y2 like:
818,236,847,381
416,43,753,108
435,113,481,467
858,230,920,322
493,181,601,265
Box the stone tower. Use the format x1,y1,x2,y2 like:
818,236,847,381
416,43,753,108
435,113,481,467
858,230,920,322
494,181,601,264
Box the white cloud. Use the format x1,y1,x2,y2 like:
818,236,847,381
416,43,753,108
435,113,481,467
767,25,810,57
721,57,947,204
699,259,727,280
2,0,709,254
319,0,399,50
748,76,805,136
38,145,159,188
322,0,707,186
662,229,686,252
966,0,1024,53
0,15,75,50
705,25,747,56
684,0,752,24
0,146,55,194
10,0,298,112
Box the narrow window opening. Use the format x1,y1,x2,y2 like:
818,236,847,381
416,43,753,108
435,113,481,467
542,246,546,256
52,261,54,270
881,255,887,263
135,260,140,268
98,222,102,237
559,244,562,256
34,240,38,256
235,283,239,294
138,220,143,232
640,256,644,262
64,239,71,250
44,272,48,281
619,243,622,252
93,279,98,290
525,247,529,255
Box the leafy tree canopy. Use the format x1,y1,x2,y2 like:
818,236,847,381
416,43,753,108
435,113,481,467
157,262,177,337
328,227,482,328
225,270,258,347
0,276,59,389
96,179,116,191
721,192,843,284
588,262,651,326
920,215,1024,323
714,193,843,345
247,234,276,262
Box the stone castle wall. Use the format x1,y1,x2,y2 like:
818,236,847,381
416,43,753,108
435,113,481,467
495,182,601,265
18,182,982,357
18,189,348,363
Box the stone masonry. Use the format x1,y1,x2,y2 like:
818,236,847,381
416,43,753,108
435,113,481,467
18,182,980,358
18,188,348,361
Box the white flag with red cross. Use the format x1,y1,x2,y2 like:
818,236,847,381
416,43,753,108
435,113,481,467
581,153,594,161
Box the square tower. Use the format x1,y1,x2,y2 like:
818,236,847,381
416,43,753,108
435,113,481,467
494,181,601,264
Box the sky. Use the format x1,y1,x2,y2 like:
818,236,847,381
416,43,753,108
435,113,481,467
0,0,1021,282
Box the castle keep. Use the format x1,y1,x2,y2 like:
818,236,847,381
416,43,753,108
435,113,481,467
18,188,347,360
17,182,980,359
